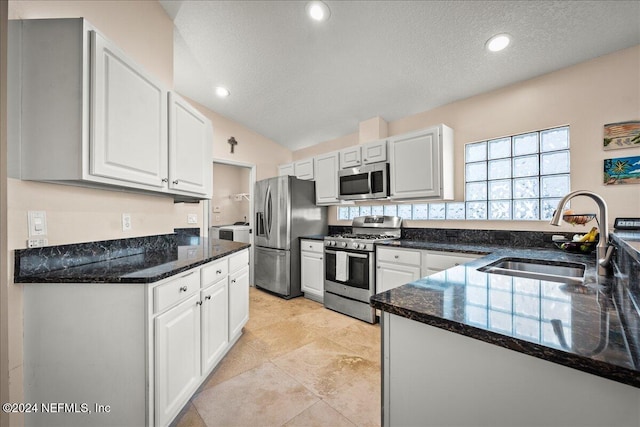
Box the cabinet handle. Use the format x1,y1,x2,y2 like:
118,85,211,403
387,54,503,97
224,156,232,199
394,255,399,259
216,269,222,274
196,300,202,306
454,263,460,266
231,279,236,284
179,286,188,292
205,295,212,300
161,178,168,183
173,180,179,184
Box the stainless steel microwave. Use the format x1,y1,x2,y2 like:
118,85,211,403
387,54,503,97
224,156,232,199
338,162,389,200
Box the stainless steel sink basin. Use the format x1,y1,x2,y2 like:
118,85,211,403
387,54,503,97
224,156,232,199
478,258,586,284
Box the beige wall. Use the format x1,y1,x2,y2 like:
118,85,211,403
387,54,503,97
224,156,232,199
187,97,292,181
295,46,640,230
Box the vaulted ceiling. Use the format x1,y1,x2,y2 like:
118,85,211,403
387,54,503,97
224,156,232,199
160,1,640,151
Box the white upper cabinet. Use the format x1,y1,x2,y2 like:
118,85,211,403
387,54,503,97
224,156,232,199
389,125,453,200
314,151,340,205
11,18,212,200
90,30,168,188
278,160,314,180
339,140,387,169
294,159,314,180
362,139,387,164
278,163,295,176
168,92,213,197
340,146,362,169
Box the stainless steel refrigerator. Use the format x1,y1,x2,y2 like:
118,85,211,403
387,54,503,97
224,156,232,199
254,175,327,298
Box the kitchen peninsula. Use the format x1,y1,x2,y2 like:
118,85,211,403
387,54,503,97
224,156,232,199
371,232,640,427
14,233,250,427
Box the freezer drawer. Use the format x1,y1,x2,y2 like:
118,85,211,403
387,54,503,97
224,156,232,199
254,246,290,297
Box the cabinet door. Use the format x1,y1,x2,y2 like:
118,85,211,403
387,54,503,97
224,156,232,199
362,140,387,164
229,266,249,340
376,261,421,293
314,152,340,205
301,251,324,299
294,159,315,180
279,163,295,176
90,30,168,188
389,126,443,199
168,92,213,197
155,293,201,427
201,281,229,374
340,146,361,169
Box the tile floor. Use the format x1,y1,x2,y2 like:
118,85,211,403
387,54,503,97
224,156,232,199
172,286,382,427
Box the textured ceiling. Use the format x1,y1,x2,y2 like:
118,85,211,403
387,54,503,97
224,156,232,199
159,0,640,151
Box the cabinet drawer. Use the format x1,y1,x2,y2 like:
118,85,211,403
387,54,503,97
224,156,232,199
154,270,200,313
377,248,421,266
301,240,323,253
201,258,228,286
229,249,249,273
426,251,478,271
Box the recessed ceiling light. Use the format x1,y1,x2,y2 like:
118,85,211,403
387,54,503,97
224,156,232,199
214,86,230,98
485,33,511,52
306,1,330,22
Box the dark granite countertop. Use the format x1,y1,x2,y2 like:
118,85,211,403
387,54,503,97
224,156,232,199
612,231,640,263
371,245,640,389
15,235,250,284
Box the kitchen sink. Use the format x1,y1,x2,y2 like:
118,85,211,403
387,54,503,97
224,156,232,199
478,258,586,284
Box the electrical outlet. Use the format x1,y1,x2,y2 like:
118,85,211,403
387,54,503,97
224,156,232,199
27,238,48,248
215,215,221,222
213,206,221,213
122,213,132,231
187,214,198,224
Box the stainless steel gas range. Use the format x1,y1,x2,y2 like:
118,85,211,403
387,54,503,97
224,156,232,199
324,215,402,323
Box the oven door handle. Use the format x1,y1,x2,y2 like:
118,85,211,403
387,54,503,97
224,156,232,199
325,249,368,259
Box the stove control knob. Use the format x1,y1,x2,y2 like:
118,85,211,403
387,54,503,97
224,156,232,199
340,242,347,248
328,240,335,246
352,242,359,249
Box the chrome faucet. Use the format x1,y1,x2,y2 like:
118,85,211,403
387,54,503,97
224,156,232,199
550,190,613,276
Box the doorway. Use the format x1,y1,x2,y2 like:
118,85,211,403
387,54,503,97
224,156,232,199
205,159,256,285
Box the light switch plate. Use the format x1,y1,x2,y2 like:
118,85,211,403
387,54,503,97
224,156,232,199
187,214,198,224
28,211,47,237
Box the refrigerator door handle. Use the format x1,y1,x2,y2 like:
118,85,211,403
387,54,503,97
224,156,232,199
255,212,264,237
265,184,272,240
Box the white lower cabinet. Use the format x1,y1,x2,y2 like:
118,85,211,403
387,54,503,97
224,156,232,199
23,248,250,427
155,293,202,427
229,250,250,341
376,247,422,293
300,239,324,302
376,247,479,292
200,279,229,374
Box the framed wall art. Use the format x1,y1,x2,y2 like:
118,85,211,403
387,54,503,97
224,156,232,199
604,155,640,185
603,120,640,150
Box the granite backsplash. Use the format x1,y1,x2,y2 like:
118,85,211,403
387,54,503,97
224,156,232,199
328,225,574,248
14,234,180,278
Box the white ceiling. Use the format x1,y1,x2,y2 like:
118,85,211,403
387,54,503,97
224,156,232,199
159,0,640,152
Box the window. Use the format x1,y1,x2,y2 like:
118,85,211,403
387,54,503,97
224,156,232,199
465,126,570,220
337,126,570,222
